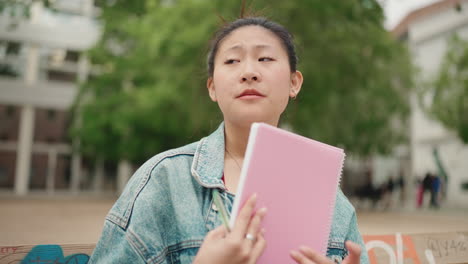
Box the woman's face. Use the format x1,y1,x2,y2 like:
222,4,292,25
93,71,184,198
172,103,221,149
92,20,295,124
207,25,303,127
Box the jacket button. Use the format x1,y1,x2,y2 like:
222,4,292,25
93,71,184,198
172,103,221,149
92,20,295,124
212,203,218,211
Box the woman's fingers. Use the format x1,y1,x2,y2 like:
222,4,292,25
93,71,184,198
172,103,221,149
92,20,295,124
299,246,333,263
342,241,361,264
249,230,267,263
206,225,227,240
291,246,336,264
232,193,257,240
290,250,314,264
245,207,267,243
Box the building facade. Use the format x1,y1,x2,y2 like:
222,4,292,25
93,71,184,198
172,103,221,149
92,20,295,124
0,0,100,194
393,0,468,207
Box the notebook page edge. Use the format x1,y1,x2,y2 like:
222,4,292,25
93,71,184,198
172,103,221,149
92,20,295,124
319,152,346,255
229,122,260,228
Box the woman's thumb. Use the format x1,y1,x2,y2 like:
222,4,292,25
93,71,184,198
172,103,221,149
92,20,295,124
206,225,227,240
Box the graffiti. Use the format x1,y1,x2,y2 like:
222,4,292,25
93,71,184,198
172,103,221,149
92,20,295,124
21,245,89,264
0,247,18,254
426,237,467,258
365,240,398,264
364,233,428,264
363,233,468,264
0,233,465,264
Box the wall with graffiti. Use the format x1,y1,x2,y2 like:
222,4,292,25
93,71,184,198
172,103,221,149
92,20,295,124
1,232,467,264
363,232,468,264
0,244,93,264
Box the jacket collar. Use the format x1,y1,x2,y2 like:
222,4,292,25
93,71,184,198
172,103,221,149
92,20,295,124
191,122,226,190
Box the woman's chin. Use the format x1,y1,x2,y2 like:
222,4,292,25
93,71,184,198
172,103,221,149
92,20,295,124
229,115,279,128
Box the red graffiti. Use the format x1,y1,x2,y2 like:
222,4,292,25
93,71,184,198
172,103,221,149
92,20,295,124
0,247,18,254
363,234,421,264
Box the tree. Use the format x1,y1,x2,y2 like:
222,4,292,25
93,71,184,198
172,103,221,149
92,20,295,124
258,0,413,155
72,0,414,164
72,1,223,164
422,35,468,143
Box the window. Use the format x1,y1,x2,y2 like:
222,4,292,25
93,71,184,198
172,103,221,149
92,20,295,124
48,48,66,67
6,42,21,55
0,41,21,77
0,166,7,183
6,106,15,118
65,50,80,62
47,70,77,82
47,109,56,121
0,64,19,77
0,133,8,141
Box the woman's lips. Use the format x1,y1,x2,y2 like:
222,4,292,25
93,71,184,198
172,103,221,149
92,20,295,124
237,89,265,99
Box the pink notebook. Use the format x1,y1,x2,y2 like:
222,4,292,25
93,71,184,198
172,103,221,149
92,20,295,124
229,122,345,263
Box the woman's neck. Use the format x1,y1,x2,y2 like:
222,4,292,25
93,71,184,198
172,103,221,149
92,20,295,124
223,120,279,193
224,121,251,160
222,121,251,193
224,118,280,158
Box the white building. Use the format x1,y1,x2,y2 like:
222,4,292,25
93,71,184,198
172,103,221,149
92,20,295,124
393,0,468,207
0,0,100,195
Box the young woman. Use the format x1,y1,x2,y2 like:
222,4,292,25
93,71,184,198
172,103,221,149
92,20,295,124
89,17,369,264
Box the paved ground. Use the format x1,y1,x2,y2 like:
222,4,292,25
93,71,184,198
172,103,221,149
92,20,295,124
1,194,467,245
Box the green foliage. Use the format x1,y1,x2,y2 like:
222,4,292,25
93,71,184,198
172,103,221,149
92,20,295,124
72,0,414,163
257,0,413,155
73,0,223,163
426,35,468,144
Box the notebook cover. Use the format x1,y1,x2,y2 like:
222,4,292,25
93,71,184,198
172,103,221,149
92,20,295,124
229,123,345,263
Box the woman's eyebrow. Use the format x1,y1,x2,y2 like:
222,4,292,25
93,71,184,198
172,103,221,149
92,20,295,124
224,44,273,52
253,44,273,50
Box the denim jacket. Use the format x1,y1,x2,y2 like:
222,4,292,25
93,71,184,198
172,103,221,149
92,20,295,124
89,123,369,264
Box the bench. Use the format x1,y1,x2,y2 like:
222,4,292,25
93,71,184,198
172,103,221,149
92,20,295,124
1,232,467,264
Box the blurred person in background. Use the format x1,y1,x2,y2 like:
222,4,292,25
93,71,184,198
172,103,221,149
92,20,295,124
430,174,441,209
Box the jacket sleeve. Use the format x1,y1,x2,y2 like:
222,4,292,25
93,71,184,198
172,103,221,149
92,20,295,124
88,220,147,264
345,212,370,264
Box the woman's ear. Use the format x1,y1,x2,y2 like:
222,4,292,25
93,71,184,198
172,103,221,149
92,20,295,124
207,77,217,102
289,71,303,98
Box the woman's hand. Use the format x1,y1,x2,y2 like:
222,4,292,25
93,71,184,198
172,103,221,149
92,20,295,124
193,194,267,264
290,240,362,264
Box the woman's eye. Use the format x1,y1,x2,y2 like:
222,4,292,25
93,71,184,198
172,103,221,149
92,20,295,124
259,57,274,62
224,59,239,64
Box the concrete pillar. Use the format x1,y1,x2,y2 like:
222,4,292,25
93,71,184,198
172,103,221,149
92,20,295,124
117,160,132,194
70,154,81,193
77,53,89,83
14,106,35,195
29,1,43,24
46,148,57,194
93,158,104,192
70,53,90,193
13,2,42,196
82,0,94,17
70,115,82,193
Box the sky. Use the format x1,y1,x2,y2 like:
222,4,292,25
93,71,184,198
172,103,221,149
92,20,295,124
381,0,441,29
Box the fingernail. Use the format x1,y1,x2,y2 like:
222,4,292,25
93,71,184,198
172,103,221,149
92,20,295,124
299,246,309,253
249,194,257,203
290,250,299,257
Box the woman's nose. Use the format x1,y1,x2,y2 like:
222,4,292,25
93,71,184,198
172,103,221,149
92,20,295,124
241,73,259,82
240,62,261,83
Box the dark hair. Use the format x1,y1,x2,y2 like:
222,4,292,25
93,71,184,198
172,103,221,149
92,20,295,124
207,17,298,77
